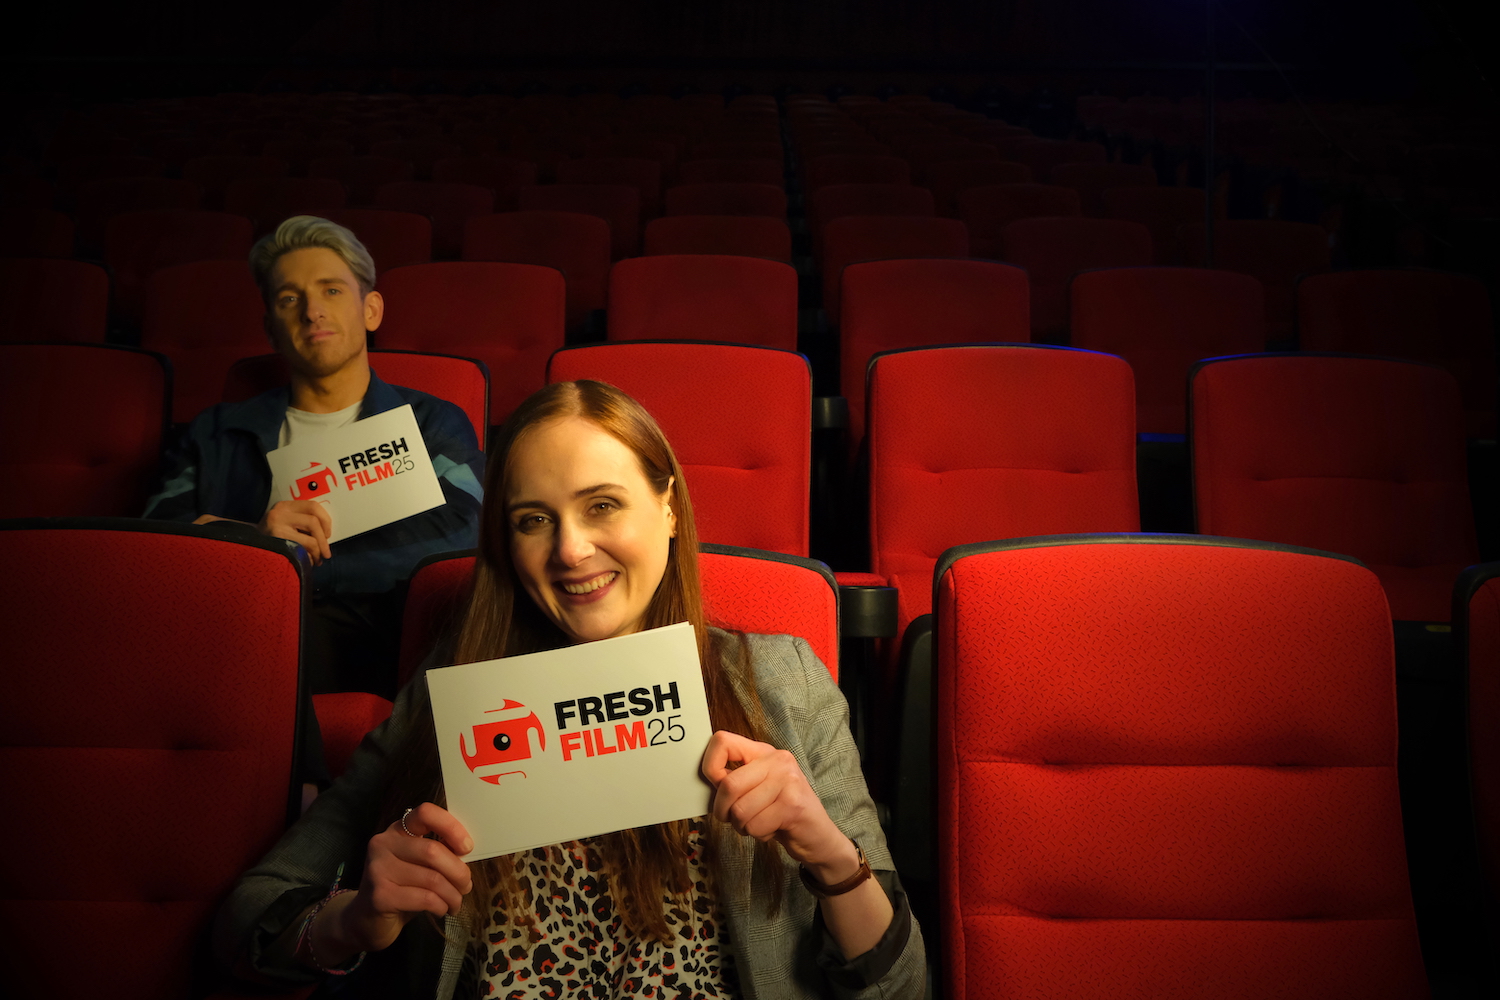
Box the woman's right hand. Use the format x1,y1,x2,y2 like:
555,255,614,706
316,802,475,958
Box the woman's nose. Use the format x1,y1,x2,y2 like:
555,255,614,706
553,518,595,567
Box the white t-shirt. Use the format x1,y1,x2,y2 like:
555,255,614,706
265,401,362,513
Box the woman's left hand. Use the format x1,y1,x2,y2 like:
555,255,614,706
701,730,851,873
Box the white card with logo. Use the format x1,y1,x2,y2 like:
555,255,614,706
265,404,445,543
427,622,713,861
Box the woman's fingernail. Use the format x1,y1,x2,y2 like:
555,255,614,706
462,837,474,853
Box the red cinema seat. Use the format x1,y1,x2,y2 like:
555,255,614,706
0,519,304,999
643,216,792,261
820,216,969,327
555,157,664,219
996,137,1107,181
311,692,393,780
933,535,1428,1000
690,142,783,161
54,154,165,192
868,345,1138,688
0,175,55,211
462,211,609,337
901,141,1000,183
607,255,798,352
141,259,267,424
925,160,1033,218
1459,563,1500,958
806,154,911,191
959,183,1082,259
808,183,934,259
181,155,288,211
0,258,109,343
103,210,254,326
1049,161,1158,217
322,208,433,272
1179,220,1330,342
548,341,812,556
1191,354,1476,622
308,155,414,206
1103,186,1217,264
74,177,201,256
0,208,75,258
373,181,493,260
432,156,538,211
259,139,355,175
676,158,784,187
518,183,641,260
223,177,348,235
377,262,564,429
1070,268,1267,435
1297,270,1497,440
367,139,461,180
841,260,1030,457
665,183,786,218
1000,217,1153,343
0,345,168,517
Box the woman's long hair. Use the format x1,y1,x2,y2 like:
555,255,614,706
384,380,783,944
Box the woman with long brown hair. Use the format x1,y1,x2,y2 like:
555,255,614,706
217,381,924,998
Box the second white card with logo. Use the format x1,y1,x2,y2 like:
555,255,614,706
426,621,714,861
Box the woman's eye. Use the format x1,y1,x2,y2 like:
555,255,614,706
513,514,550,533
590,500,618,514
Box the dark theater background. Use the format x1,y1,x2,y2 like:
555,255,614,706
2,1,1498,997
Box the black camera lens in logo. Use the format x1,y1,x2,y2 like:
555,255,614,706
308,482,320,492
493,732,511,751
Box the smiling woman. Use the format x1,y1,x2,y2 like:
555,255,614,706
215,380,924,1000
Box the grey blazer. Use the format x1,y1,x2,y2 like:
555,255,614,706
215,630,925,999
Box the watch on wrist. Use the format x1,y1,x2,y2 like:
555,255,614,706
799,839,872,898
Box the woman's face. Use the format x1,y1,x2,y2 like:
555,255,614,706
504,416,675,644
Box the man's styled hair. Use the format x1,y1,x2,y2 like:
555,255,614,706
248,215,376,302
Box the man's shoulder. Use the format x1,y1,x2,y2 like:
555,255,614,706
182,385,288,443
383,382,477,440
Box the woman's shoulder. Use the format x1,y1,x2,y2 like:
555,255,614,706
707,626,839,712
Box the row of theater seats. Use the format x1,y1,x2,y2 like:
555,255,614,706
6,253,1494,438
6,518,1497,997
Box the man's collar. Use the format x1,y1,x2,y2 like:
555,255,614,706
220,367,402,454
358,368,405,419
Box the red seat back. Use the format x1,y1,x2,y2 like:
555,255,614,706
0,258,109,343
677,158,783,186
0,520,303,1000
103,210,254,325
821,215,969,327
1459,562,1500,956
0,345,168,516
432,156,538,211
373,180,494,260
999,217,1153,342
308,155,415,206
377,261,563,428
935,535,1427,1000
0,208,75,257
555,158,664,218
1191,354,1476,621
1179,220,1330,340
1049,161,1158,217
1297,269,1497,439
925,159,1033,217
461,211,610,336
842,260,1030,454
643,215,792,261
1070,267,1266,435
959,183,1082,258
223,177,348,235
806,154,911,191
181,155,288,210
548,341,812,556
322,208,433,272
74,177,201,254
664,182,786,218
518,183,641,259
1103,186,1217,264
608,255,798,352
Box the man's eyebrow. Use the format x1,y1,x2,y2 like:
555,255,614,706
273,276,353,293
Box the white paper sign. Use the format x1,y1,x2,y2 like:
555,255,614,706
426,622,714,861
264,404,445,543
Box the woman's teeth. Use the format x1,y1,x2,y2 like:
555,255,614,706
561,572,617,595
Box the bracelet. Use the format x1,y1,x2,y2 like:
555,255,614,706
296,862,366,976
799,840,872,898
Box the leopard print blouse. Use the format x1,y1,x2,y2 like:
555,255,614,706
464,817,739,999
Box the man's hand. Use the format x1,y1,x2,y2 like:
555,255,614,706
258,500,333,564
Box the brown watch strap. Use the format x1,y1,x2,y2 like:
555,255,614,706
799,840,872,898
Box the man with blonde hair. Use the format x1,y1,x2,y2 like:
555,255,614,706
144,216,483,710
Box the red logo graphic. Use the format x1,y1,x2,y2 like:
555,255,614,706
290,463,338,503
460,699,545,785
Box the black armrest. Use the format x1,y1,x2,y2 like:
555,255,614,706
839,584,897,639
813,395,848,431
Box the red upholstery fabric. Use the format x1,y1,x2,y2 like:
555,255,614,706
677,159,783,186
260,139,355,175
994,138,1107,181
0,345,167,516
182,155,288,210
0,208,75,257
870,345,1138,676
935,538,1426,1000
373,181,493,260
223,177,348,235
555,158,664,219
367,139,461,180
701,549,838,680
0,258,109,343
103,210,254,325
1192,354,1476,621
999,217,1153,343
518,183,641,259
142,260,267,424
687,143,783,162
841,259,1029,455
1070,268,1266,435
74,177,201,254
1103,186,1217,265
322,208,433,272
1465,569,1500,949
806,154,911,191
642,215,792,262
313,692,394,778
607,255,798,352
548,342,811,556
432,157,539,211
0,524,302,1000
461,211,609,337
960,183,1083,259
664,182,786,218
925,159,1033,218
377,262,563,427
808,183,933,260
398,553,477,689
308,155,414,207
55,153,165,191
1049,161,1158,217
820,216,969,327
1179,220,1330,340
1298,270,1497,439
902,141,1000,183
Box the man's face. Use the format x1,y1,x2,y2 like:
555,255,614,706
265,247,382,379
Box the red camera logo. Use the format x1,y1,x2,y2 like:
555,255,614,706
290,463,338,503
460,699,545,785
